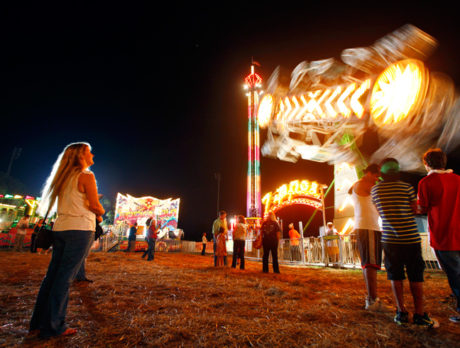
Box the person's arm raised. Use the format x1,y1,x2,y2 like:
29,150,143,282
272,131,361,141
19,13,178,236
78,172,105,217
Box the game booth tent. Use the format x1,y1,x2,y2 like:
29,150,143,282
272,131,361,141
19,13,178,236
114,193,181,251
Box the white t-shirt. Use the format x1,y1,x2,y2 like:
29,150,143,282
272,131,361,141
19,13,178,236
53,170,96,232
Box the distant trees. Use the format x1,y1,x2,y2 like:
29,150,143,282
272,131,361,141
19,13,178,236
0,172,27,195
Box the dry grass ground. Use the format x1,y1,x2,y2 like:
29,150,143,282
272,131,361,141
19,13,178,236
0,250,459,347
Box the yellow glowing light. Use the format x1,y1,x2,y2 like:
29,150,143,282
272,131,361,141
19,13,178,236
25,199,39,209
350,79,370,118
339,218,355,235
290,96,301,120
272,79,371,125
337,84,355,118
325,86,342,118
370,59,426,127
338,195,354,212
257,94,274,128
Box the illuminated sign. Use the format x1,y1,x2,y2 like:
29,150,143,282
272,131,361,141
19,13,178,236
262,179,323,216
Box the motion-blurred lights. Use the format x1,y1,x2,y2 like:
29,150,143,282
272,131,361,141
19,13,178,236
257,94,274,128
370,59,427,128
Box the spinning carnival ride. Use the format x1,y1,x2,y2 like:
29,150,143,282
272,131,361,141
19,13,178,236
253,25,460,233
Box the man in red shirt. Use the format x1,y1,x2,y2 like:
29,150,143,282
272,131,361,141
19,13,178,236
418,148,460,323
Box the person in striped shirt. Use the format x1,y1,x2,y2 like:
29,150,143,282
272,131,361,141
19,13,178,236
371,158,434,327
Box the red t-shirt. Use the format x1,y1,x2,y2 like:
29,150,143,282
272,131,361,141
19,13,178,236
418,172,460,250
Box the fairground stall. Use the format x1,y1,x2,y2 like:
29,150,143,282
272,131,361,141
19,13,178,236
113,193,181,252
0,194,40,248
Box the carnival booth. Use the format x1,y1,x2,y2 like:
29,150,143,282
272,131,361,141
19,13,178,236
114,193,181,251
0,194,40,248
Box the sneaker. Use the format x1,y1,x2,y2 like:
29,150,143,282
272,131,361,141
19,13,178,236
413,313,434,328
449,315,460,323
394,311,409,325
365,297,381,311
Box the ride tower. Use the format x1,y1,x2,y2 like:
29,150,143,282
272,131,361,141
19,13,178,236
244,63,263,218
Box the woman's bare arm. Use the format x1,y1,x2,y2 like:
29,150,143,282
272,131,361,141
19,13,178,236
78,172,105,216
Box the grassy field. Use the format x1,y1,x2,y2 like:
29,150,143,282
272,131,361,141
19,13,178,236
0,250,459,347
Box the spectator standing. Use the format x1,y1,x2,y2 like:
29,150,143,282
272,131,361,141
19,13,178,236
30,218,44,253
142,220,158,261
127,222,137,252
371,158,434,327
261,212,281,273
417,148,460,323
215,227,227,267
201,233,207,255
288,223,301,261
14,214,30,252
231,215,247,270
349,164,383,310
323,222,339,264
212,211,228,266
29,142,105,338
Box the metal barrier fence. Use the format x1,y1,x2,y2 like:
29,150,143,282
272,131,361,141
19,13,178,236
239,233,440,271
95,231,440,271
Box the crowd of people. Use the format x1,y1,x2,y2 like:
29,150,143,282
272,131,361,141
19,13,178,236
207,149,460,328
348,150,460,326
9,141,457,340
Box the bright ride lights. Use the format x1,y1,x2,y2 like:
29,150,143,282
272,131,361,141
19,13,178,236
257,94,274,128
257,79,371,127
262,179,323,217
257,59,432,133
370,59,427,129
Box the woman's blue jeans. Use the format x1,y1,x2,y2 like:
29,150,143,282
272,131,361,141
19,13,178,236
30,230,93,337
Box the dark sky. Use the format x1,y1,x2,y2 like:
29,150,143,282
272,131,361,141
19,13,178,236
2,3,460,240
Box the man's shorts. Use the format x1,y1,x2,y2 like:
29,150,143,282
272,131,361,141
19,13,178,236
383,243,425,282
355,229,382,270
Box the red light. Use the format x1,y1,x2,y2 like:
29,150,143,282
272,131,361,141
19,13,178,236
245,66,262,88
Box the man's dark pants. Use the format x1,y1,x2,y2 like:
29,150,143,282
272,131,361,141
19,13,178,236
201,243,206,255
142,238,156,261
262,238,279,273
435,250,460,312
231,239,245,269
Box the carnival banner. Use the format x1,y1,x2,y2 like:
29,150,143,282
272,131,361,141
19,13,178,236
114,193,180,234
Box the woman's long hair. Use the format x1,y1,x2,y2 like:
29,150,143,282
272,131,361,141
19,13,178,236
37,142,90,216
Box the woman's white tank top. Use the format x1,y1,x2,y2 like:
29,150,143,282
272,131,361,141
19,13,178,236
351,185,381,231
53,170,96,232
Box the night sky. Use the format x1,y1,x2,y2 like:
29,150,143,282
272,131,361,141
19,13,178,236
3,3,460,240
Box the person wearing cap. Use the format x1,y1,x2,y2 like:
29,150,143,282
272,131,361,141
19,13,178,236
371,158,434,327
417,148,460,324
349,164,383,310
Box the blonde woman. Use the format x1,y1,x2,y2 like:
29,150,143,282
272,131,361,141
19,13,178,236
29,142,105,339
